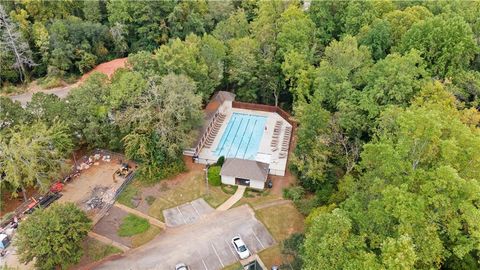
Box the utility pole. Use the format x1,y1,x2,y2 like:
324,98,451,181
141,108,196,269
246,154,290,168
204,163,210,195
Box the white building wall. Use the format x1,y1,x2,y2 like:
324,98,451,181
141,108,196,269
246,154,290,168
221,175,235,185
250,180,265,190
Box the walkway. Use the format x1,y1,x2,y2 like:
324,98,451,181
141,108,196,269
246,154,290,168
88,232,130,252
114,202,166,229
216,185,246,211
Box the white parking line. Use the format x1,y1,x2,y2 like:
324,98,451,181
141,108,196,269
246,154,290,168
252,230,265,249
190,202,201,217
177,206,188,224
211,243,225,267
202,258,209,270
225,239,239,261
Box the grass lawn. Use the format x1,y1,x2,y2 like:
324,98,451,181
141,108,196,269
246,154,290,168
131,225,163,248
80,237,122,263
117,182,140,208
118,214,150,237
259,245,284,268
148,171,230,221
256,203,304,242
222,262,243,270
232,191,282,209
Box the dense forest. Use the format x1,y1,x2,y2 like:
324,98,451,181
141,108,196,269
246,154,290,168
1,0,480,269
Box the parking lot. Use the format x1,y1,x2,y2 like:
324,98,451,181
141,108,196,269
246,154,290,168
163,198,214,227
95,204,275,270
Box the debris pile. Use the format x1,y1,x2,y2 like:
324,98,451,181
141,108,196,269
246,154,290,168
82,186,115,211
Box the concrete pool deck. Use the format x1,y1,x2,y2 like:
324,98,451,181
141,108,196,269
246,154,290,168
198,108,291,176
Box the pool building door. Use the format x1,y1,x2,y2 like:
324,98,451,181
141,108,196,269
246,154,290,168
235,178,251,187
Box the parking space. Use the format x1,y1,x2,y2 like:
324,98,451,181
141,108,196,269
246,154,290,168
96,204,275,270
163,198,214,227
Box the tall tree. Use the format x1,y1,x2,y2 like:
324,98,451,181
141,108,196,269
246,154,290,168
398,15,477,78
0,4,35,82
303,83,480,269
15,203,91,270
0,121,72,200
118,74,203,181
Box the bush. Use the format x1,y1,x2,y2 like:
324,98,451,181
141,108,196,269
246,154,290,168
294,197,318,216
282,186,305,202
38,76,64,89
118,214,150,237
216,156,225,166
208,165,222,186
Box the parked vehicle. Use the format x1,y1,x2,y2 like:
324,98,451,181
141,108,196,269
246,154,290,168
175,263,189,270
0,234,10,249
231,235,250,259
267,179,273,188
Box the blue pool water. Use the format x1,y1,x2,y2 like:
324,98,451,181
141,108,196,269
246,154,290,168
214,113,267,160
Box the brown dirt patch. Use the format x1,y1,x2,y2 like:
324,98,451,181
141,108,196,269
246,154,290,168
93,206,132,247
79,58,127,83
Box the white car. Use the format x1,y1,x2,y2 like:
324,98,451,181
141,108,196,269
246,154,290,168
231,236,250,259
175,263,188,270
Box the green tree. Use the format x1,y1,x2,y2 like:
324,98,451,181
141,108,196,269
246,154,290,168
0,97,28,130
308,0,349,47
304,83,480,269
226,37,259,102
119,74,203,181
212,9,249,42
82,0,101,22
15,203,91,270
0,121,72,200
26,92,69,127
357,19,393,61
167,0,210,40
398,15,477,78
107,0,174,51
66,72,120,149
154,34,225,101
382,6,432,47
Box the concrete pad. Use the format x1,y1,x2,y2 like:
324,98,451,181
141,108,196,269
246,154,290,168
163,198,214,228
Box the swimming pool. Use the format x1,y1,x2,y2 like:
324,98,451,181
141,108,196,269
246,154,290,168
214,113,267,160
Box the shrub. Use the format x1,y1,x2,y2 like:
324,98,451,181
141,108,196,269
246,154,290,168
216,156,225,166
118,214,150,237
208,165,222,186
282,186,305,202
294,197,318,215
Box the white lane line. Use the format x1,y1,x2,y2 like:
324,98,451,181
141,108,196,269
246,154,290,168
225,239,239,261
177,206,188,224
252,230,265,249
190,202,201,217
211,243,225,267
202,258,209,270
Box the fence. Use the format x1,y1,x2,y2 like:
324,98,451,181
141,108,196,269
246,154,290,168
92,170,136,225
232,101,297,128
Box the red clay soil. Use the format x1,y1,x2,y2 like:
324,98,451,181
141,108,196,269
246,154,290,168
79,57,128,83
0,186,37,217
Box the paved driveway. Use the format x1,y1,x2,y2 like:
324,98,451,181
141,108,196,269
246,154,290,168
163,198,214,227
95,205,275,270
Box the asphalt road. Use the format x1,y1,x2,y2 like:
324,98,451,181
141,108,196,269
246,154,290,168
95,204,275,270
9,83,77,107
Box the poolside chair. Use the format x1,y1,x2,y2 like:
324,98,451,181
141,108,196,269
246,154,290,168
279,152,286,159
271,147,278,152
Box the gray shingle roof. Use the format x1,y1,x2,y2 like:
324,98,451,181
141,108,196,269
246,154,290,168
220,158,269,182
